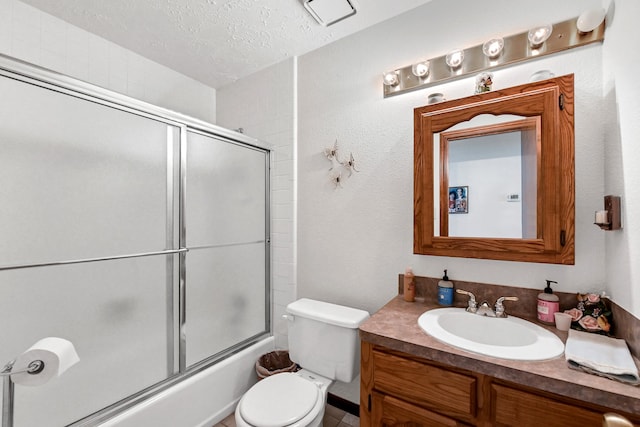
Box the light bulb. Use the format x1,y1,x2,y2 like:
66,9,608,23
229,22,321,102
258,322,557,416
445,49,464,69
528,24,553,48
576,8,606,34
411,61,430,78
382,70,400,86
482,38,504,59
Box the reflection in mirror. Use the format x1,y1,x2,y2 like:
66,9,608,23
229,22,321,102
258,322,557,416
434,115,539,239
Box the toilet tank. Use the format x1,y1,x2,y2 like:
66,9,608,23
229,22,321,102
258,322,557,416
286,298,370,382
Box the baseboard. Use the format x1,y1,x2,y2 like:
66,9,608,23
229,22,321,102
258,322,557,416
327,393,359,417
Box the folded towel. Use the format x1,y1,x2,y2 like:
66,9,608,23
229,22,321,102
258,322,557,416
565,329,640,385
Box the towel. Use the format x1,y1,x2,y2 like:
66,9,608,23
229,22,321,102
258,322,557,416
565,329,640,385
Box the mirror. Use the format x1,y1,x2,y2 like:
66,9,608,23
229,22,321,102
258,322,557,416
435,115,539,239
414,74,575,264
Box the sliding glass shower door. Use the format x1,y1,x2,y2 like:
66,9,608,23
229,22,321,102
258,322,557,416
185,131,269,367
0,64,270,427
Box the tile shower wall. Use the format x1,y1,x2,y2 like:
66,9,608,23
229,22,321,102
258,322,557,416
0,0,216,122
217,58,296,350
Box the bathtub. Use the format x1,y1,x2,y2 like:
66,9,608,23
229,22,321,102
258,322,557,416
99,337,275,427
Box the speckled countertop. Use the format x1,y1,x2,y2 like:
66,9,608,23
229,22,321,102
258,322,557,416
360,295,640,415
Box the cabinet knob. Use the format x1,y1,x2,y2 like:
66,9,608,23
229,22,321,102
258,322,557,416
603,412,633,427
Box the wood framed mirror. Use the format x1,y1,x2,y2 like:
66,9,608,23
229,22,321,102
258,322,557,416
414,74,574,264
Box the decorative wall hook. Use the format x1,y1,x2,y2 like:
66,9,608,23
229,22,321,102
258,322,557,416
323,140,359,189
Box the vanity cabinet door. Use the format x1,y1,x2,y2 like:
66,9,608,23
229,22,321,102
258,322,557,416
491,383,640,427
362,341,640,427
372,391,472,427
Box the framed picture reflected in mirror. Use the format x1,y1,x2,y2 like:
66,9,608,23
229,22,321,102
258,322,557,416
448,186,468,214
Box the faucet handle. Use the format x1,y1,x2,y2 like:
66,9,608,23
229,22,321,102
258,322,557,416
456,289,477,312
495,296,519,317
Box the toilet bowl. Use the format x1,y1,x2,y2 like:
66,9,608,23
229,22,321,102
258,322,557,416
235,369,331,427
235,298,369,427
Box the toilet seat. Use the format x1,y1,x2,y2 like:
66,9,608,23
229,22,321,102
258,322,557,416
239,373,321,427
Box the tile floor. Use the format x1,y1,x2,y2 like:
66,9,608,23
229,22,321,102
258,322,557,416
213,403,359,427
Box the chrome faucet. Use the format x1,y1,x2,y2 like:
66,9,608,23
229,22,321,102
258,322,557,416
476,301,497,317
456,289,518,318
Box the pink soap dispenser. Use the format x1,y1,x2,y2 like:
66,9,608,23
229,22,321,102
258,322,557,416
537,280,560,324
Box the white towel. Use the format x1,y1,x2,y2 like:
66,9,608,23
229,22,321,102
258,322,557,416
565,329,640,385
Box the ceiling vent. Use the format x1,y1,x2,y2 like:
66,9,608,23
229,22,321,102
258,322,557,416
303,0,358,27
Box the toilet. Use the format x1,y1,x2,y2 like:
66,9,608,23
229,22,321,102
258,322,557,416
235,298,370,427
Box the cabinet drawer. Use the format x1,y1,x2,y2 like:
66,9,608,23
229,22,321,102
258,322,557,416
372,391,472,427
372,350,477,419
492,383,608,427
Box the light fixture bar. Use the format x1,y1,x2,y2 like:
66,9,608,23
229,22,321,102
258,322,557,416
383,16,604,98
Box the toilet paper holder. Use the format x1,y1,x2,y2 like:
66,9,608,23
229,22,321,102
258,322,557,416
2,338,79,427
1,359,45,377
2,359,46,427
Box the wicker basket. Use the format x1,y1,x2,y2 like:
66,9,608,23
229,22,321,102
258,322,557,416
255,350,297,380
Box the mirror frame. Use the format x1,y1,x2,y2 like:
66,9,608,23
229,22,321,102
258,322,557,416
414,74,575,264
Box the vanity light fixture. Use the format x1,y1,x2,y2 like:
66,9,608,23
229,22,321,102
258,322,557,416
411,61,430,78
382,15,605,98
528,24,553,48
445,49,464,69
382,70,400,86
482,37,504,59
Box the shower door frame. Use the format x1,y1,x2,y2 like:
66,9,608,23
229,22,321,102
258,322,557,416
0,54,272,427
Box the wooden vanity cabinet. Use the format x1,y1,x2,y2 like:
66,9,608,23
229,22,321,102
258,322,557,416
360,341,640,427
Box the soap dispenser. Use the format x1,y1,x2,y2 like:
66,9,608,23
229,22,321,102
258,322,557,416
437,270,454,306
537,280,560,324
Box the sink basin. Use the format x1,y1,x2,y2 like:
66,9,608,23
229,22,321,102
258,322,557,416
418,307,564,361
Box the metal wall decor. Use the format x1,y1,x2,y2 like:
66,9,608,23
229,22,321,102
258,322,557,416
324,140,359,188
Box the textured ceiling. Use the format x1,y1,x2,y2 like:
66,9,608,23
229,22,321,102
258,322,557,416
21,0,432,88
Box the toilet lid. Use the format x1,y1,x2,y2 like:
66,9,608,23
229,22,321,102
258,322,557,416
240,373,320,427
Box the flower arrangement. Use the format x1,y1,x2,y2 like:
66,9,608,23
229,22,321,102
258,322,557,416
564,292,612,335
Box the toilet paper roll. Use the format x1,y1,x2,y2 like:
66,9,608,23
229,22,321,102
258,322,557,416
11,337,79,386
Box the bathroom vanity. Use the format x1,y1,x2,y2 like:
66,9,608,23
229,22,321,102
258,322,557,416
359,296,640,426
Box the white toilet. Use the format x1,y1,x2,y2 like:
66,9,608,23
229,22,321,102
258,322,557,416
235,298,370,427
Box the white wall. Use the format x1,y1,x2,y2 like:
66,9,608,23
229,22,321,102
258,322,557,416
0,0,216,122
296,0,607,315
217,58,297,350
602,0,640,316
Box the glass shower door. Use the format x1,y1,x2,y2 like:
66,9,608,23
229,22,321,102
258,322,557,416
184,131,269,367
0,75,180,426
0,60,271,427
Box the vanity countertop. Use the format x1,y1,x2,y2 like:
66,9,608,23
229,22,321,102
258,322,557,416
359,295,640,415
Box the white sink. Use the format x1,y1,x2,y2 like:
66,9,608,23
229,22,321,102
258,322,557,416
418,307,564,361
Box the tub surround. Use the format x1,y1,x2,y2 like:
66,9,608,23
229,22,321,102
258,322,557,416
359,277,640,421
